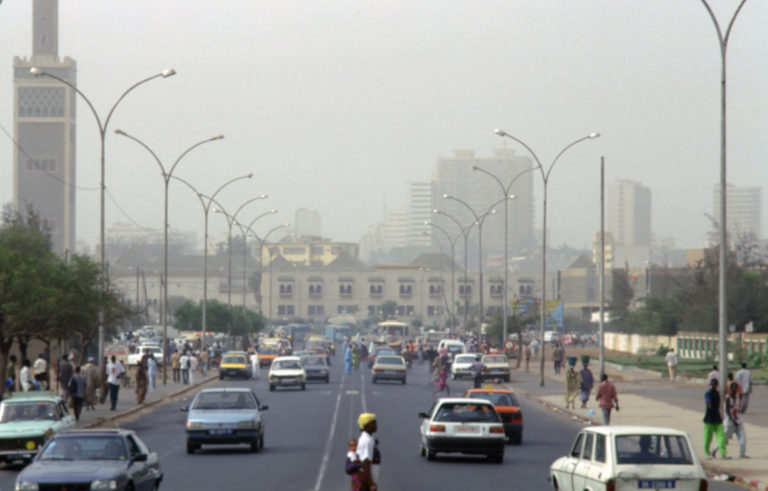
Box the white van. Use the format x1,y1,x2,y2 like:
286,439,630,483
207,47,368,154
437,339,466,360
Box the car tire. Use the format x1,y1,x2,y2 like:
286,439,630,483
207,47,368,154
186,441,196,454
269,385,275,391
372,377,377,384
419,444,426,458
301,383,306,390
325,377,330,383
219,375,224,380
401,378,406,385
512,431,523,445
426,448,436,461
504,376,510,383
250,440,260,453
487,453,504,463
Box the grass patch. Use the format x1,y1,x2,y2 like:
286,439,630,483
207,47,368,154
606,355,768,382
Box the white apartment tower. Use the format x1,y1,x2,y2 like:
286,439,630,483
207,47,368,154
713,184,762,240
406,181,433,248
607,180,651,247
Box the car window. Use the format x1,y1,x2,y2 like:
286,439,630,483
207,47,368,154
192,391,257,410
466,392,518,406
0,401,58,422
434,403,499,423
582,433,594,460
615,434,693,465
570,433,584,458
126,435,141,456
275,360,301,370
223,356,247,364
483,356,507,364
40,436,128,461
59,401,69,417
376,357,404,366
594,434,607,463
129,434,150,455
455,355,475,363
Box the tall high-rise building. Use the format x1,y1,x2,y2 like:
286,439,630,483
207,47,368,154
432,149,534,269
606,179,651,247
713,184,762,240
406,181,433,248
294,208,322,238
13,0,77,255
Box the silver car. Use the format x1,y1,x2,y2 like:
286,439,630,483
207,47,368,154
182,388,268,454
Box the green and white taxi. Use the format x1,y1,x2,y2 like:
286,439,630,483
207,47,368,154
0,392,75,464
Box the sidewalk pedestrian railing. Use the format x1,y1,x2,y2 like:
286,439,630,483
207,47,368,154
677,334,768,360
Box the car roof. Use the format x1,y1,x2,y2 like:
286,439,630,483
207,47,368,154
57,428,135,436
375,355,405,361
465,388,515,395
3,392,62,403
197,387,253,394
273,356,301,361
584,426,689,437
435,397,494,405
223,351,247,355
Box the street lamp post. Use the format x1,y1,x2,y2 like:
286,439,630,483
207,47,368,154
233,210,278,310
114,129,224,384
433,209,474,334
495,129,599,386
30,66,176,369
473,165,537,346
246,223,289,317
700,0,749,394
424,225,459,330
169,174,253,352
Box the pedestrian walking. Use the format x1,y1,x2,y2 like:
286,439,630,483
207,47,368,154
530,338,539,359
471,355,486,389
564,356,581,409
106,355,125,411
170,350,181,383
69,366,87,421
83,357,100,410
579,356,594,409
724,379,747,458
553,344,564,375
595,374,619,425
704,378,728,459
5,355,18,393
250,351,261,379
33,353,48,390
147,355,158,392
189,353,198,384
524,343,531,372
735,363,753,413
356,413,380,491
664,349,678,382
135,363,148,404
433,363,450,396
180,352,190,385
19,359,34,392
344,346,353,375
200,349,209,376
352,346,361,371
57,354,73,401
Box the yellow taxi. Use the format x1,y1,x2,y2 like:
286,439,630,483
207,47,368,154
218,351,251,380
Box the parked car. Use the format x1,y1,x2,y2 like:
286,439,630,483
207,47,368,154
549,426,707,491
0,392,76,465
268,356,306,391
418,398,505,463
183,388,268,454
15,429,162,491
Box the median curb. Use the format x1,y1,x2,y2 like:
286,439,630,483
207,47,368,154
81,374,218,429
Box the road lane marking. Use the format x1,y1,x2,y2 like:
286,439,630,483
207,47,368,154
346,390,359,395
360,369,368,413
312,371,346,491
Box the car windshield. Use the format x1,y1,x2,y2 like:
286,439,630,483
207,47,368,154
455,355,476,363
223,356,246,364
434,403,499,423
275,360,301,370
378,350,396,356
446,345,463,353
483,356,507,364
377,357,404,366
192,391,256,410
615,434,694,465
0,401,58,422
303,357,326,367
40,436,127,461
467,392,518,406
258,347,278,354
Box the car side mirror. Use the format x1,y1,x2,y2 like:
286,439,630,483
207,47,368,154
180,406,188,412
260,405,269,411
418,412,429,418
132,453,148,462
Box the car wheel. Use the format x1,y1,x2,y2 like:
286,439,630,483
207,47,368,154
325,377,330,383
301,383,306,390
372,377,377,384
250,440,260,453
426,448,436,461
504,376,510,383
512,431,523,445
419,444,425,457
125,483,135,491
219,375,224,380
186,441,196,454
487,453,504,463
401,378,406,385
269,385,275,391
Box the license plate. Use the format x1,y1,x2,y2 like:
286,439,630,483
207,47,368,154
638,480,675,489
454,425,479,433
386,370,398,374
209,429,232,436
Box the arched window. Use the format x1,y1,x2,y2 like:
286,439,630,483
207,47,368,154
406,285,412,294
377,285,383,294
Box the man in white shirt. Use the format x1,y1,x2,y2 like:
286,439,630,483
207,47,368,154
664,349,678,381
735,363,753,413
356,413,379,490
33,353,48,390
106,356,125,410
179,352,190,385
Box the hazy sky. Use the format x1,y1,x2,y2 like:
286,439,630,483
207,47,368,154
1,1,766,252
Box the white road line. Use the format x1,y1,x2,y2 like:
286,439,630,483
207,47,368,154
360,369,368,413
312,371,346,491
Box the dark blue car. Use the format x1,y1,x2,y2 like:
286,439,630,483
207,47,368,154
15,429,163,491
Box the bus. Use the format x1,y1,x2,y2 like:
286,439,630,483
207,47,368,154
375,321,409,349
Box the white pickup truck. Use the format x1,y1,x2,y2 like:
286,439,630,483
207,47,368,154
126,345,164,366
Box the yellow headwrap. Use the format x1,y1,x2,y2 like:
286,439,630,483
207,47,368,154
358,412,376,430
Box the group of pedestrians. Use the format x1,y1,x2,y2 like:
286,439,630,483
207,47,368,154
702,362,753,460
56,354,104,421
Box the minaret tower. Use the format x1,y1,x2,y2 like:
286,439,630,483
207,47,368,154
13,0,77,255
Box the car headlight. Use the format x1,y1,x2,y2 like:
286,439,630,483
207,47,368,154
90,480,118,490
237,420,257,428
15,483,39,491
187,421,204,429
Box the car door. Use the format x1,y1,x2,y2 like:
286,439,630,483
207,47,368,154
557,432,584,491
126,435,152,490
584,433,609,491
572,432,594,490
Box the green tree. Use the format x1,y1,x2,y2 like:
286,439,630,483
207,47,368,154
608,265,634,328
379,300,397,319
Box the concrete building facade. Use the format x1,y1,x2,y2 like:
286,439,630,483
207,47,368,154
713,184,762,241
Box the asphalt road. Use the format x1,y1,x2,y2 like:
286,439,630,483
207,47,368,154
0,354,743,490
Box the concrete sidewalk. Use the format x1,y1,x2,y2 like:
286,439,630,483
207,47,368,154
62,370,218,429
510,357,768,490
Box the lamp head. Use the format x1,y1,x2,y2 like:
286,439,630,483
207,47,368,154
269,209,277,214
472,165,480,171
30,67,43,77
432,209,439,214
509,194,516,200
114,129,126,135
211,134,225,141
259,194,267,199
161,68,177,78
494,128,508,137
442,194,450,199
589,132,600,139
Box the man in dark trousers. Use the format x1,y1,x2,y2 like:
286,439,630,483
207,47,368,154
471,355,486,389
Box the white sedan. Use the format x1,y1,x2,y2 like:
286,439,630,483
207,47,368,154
450,354,477,380
418,398,506,463
549,426,707,491
268,356,306,391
